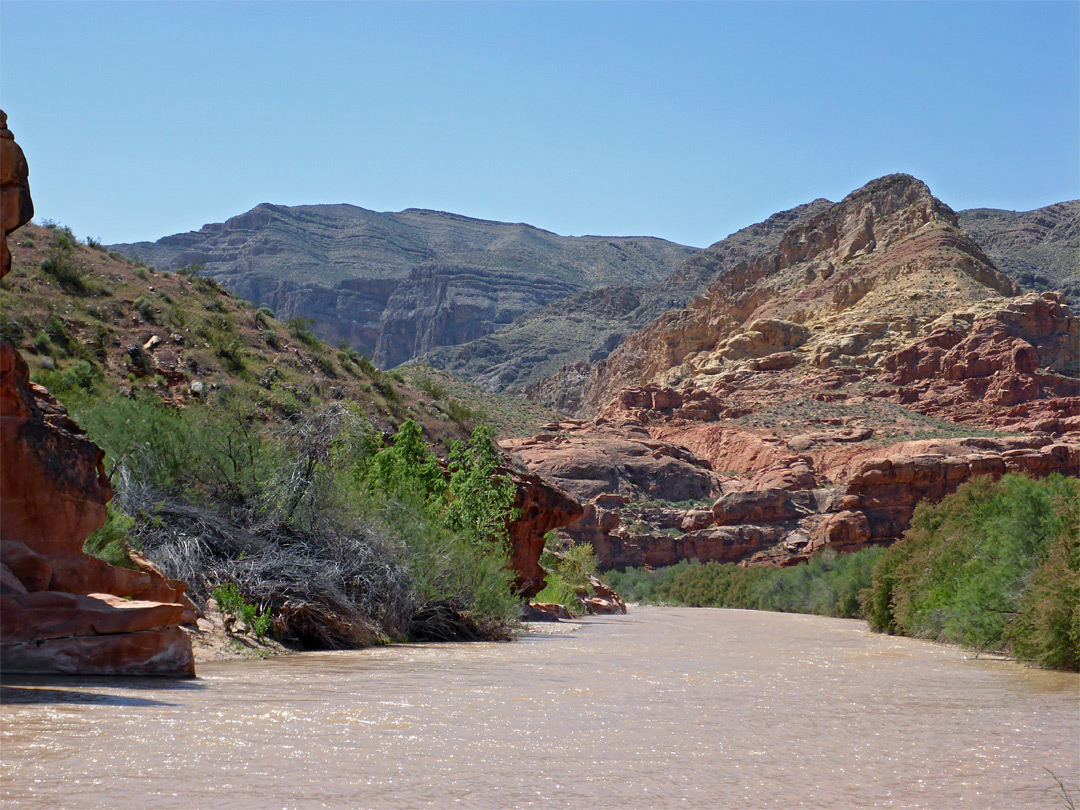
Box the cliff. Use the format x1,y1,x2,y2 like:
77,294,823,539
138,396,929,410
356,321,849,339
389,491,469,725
110,204,696,367
500,176,1078,571
0,111,195,676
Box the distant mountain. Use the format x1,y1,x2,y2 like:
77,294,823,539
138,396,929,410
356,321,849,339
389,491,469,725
110,204,697,366
957,201,1079,306
419,199,833,400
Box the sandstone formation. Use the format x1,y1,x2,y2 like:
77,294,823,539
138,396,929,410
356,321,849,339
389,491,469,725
503,176,1079,571
1,110,33,279
504,468,583,598
0,111,195,676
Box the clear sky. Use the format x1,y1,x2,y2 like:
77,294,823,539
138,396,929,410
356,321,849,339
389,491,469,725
2,1,1077,248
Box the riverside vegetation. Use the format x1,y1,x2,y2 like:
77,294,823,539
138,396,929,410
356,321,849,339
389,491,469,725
607,473,1079,670
1,223,596,649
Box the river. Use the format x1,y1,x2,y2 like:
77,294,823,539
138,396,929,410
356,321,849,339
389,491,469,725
1,607,1077,809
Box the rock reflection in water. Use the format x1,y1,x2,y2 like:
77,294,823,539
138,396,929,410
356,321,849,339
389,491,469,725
2,607,1077,809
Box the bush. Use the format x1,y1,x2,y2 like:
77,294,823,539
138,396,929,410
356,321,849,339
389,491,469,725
263,329,280,349
133,296,156,322
83,503,138,570
862,474,1080,669
40,254,87,295
287,317,320,348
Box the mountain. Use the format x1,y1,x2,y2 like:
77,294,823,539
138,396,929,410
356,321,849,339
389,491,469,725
501,174,1078,571
418,199,833,403
109,204,697,367
957,201,1079,306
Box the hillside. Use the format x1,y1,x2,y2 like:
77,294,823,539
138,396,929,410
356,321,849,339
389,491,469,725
109,204,697,367
957,200,1080,306
1,222,557,443
419,199,833,404
501,175,1078,573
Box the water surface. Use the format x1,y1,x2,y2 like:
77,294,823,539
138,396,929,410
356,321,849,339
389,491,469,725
2,607,1077,809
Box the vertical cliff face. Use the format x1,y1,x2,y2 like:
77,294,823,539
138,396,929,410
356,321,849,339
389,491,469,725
0,111,195,677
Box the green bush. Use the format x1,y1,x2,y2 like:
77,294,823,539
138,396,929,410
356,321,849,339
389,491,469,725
133,296,156,322
212,583,271,638
263,329,280,349
862,474,1080,669
40,254,87,295
83,503,138,569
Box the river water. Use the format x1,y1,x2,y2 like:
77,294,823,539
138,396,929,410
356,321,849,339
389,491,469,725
1,607,1077,809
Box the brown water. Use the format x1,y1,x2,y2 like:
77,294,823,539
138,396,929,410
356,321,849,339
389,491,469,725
1,607,1077,809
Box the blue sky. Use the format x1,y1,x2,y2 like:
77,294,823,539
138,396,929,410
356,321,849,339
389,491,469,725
2,1,1077,248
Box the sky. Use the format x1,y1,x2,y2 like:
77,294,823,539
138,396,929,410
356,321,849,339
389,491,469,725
1,1,1077,249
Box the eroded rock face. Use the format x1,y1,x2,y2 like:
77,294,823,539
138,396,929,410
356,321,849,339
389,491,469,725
504,468,583,598
0,343,196,676
0,112,194,676
1,110,34,279
574,174,1022,416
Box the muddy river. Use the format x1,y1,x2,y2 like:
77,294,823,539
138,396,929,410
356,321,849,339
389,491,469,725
2,607,1077,809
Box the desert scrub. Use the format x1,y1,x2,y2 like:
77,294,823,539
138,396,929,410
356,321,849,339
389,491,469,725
74,398,523,648
863,473,1079,670
83,503,139,570
534,541,602,615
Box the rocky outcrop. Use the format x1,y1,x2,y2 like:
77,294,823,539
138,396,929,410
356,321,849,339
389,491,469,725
0,111,33,279
505,469,583,598
878,292,1079,431
0,112,195,676
576,174,1022,416
0,343,196,676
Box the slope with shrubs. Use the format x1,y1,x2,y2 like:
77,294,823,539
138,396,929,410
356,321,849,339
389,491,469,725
1,222,559,648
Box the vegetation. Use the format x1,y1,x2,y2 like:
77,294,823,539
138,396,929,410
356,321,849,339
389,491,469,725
66,388,525,648
533,541,602,615
606,548,882,618
607,473,1078,670
863,473,1079,670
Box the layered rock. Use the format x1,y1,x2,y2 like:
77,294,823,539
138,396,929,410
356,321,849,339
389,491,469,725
575,174,1022,415
505,176,1078,571
0,112,195,676
422,199,832,401
958,201,1080,307
1,110,33,279
110,203,696,365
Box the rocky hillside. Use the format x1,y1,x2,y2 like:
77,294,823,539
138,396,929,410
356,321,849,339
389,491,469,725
499,175,1078,572
419,199,833,403
958,200,1079,306
110,204,696,367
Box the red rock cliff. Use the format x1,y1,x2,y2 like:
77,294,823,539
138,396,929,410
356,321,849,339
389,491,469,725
0,111,195,676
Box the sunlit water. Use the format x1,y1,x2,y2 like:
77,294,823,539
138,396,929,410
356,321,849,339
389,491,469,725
2,607,1077,809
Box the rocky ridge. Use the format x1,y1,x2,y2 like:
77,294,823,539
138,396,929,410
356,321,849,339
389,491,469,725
110,204,696,367
419,199,833,402
958,201,1079,307
502,176,1079,571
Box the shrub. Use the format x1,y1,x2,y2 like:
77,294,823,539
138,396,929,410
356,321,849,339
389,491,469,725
133,296,156,322
263,329,280,349
40,254,87,295
287,317,320,348
862,473,1080,669
33,332,50,353
83,503,139,569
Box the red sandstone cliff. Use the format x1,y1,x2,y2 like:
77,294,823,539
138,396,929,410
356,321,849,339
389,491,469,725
0,111,195,676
